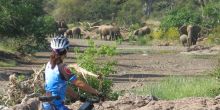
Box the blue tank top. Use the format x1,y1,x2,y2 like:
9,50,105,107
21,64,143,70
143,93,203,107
44,62,67,106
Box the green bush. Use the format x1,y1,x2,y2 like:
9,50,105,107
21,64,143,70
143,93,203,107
203,2,220,28
161,7,202,30
73,40,117,99
206,25,220,45
116,0,143,25
164,27,180,40
0,0,55,54
133,76,220,100
151,29,164,40
136,36,152,46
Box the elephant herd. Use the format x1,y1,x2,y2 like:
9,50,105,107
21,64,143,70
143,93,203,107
179,25,201,47
53,20,202,46
52,20,152,41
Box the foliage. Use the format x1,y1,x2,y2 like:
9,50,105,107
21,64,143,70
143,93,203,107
128,23,141,32
203,2,220,28
52,0,119,22
206,25,220,45
133,76,220,100
74,40,117,99
151,29,164,40
116,0,144,25
161,7,202,30
116,38,123,45
0,59,16,67
211,59,220,79
136,36,152,46
164,27,180,40
0,0,56,54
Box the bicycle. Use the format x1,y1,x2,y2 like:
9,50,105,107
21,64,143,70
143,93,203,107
39,94,101,110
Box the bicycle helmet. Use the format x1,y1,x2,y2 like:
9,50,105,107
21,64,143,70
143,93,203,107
50,36,69,52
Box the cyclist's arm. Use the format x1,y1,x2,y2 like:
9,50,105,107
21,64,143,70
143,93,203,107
72,79,99,96
59,64,99,96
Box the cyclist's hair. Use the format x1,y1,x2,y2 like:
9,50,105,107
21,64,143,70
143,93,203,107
50,50,67,69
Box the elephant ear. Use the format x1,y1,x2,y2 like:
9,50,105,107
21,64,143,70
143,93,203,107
134,30,139,35
192,26,201,33
179,25,187,35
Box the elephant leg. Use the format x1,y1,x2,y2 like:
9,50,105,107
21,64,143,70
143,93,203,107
100,34,103,40
187,37,191,47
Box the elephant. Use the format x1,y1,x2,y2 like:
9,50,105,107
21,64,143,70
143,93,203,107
134,26,151,36
64,27,81,39
72,27,81,39
64,29,73,38
179,25,201,46
178,25,187,35
97,25,121,41
187,25,201,46
180,34,188,46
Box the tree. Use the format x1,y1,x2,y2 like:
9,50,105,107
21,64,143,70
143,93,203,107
116,0,144,25
0,0,56,53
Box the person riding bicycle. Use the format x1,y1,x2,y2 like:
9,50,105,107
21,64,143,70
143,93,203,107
42,36,100,110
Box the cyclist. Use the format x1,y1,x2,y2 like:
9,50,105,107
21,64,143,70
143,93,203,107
42,36,99,110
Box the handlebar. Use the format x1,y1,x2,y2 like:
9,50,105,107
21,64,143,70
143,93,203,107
38,96,61,102
79,95,100,103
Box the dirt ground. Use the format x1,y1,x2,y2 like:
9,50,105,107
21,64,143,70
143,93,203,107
1,39,220,109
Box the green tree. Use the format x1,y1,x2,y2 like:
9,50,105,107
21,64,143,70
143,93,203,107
203,2,220,28
116,0,144,25
160,7,202,30
0,0,56,53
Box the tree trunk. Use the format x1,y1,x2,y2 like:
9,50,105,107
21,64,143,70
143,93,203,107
143,0,153,16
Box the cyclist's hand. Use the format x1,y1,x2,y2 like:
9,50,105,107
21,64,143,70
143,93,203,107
97,92,105,101
79,95,86,102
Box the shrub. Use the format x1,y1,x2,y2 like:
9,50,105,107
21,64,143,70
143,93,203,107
136,36,152,46
116,0,143,25
151,29,164,40
160,7,202,30
203,2,220,28
164,27,180,40
205,25,220,45
73,40,117,99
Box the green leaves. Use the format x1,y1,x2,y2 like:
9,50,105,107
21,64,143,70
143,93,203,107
74,40,117,99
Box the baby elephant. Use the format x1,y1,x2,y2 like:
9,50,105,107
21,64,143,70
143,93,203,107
64,27,81,39
134,26,151,36
180,34,188,47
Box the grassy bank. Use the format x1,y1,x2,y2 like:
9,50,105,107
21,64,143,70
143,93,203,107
133,76,220,100
0,59,16,67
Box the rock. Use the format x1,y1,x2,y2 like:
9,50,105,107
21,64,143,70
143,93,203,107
11,98,40,110
0,105,9,110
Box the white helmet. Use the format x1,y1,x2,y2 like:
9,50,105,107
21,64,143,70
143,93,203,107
50,36,69,50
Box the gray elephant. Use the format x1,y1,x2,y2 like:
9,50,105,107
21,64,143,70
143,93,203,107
64,27,81,39
178,25,187,35
134,26,151,36
179,25,201,46
180,34,188,46
64,29,73,38
97,25,121,41
72,27,81,39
